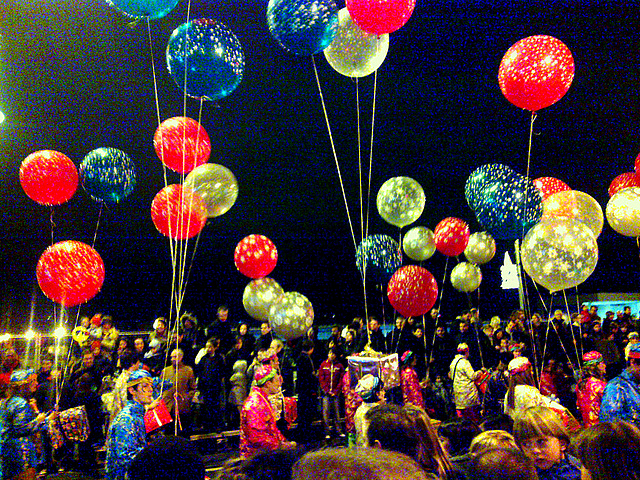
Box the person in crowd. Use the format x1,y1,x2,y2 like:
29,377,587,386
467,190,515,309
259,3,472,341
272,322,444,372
402,404,455,480
437,417,481,458
133,337,147,356
228,359,248,429
237,322,255,361
363,404,418,461
471,448,538,480
410,325,428,380
114,337,132,366
208,305,235,355
178,312,199,366
196,337,226,433
362,317,386,353
100,316,120,355
343,329,359,357
513,406,581,480
325,324,345,352
69,349,102,392
239,364,296,457
449,343,484,423
91,340,114,381
401,350,424,408
625,331,640,360
573,420,640,480
295,340,318,436
539,358,559,398
161,349,196,436
71,373,104,476
600,342,640,426
505,357,554,418
146,317,168,374
105,370,156,480
469,429,519,454
431,324,455,381
455,320,481,369
128,435,205,480
255,322,274,354
88,314,103,340
342,368,362,444
318,347,344,439
576,351,607,427
354,374,385,447
103,351,141,430
387,316,406,354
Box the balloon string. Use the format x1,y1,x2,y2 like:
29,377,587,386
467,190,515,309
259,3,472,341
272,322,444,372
311,56,357,251
91,203,103,249
146,18,163,136
356,78,364,244
574,286,584,362
436,256,449,312
562,288,582,369
177,230,202,310
365,69,377,239
49,207,56,246
520,111,538,241
540,293,554,383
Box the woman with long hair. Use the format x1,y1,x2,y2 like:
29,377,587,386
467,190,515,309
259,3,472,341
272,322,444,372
505,357,549,417
575,351,607,427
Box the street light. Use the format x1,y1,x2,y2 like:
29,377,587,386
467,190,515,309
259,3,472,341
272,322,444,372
24,329,36,341
53,326,66,339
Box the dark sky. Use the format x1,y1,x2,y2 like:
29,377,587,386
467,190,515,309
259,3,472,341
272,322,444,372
1,0,640,333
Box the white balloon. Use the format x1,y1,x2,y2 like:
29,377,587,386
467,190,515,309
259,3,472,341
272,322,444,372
543,190,603,238
376,176,425,228
403,227,435,261
243,277,284,322
606,187,640,237
464,232,496,265
268,292,314,340
450,262,482,292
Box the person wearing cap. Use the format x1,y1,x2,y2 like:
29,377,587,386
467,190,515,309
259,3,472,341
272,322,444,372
504,356,549,418
600,342,640,426
105,369,156,480
449,343,484,423
353,374,385,447
576,351,607,427
239,364,295,457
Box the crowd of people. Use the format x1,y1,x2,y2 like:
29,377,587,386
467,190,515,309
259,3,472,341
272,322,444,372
1,302,640,480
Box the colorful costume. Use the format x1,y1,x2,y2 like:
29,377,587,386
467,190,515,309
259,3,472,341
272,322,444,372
401,366,423,407
342,371,362,434
576,377,606,427
600,368,640,426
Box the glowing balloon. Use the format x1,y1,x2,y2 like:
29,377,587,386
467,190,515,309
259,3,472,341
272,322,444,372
106,0,178,19
533,177,571,201
377,176,425,228
465,164,517,212
268,292,314,340
499,35,575,111
323,8,389,78
606,187,640,237
80,148,136,204
464,232,496,265
450,262,482,293
167,19,244,101
267,0,339,55
403,226,435,262
184,164,238,218
150,185,207,240
542,190,603,238
387,265,438,318
356,234,402,284
521,217,598,293
243,277,285,322
20,150,78,206
154,117,211,174
36,241,105,307
346,0,416,35
608,172,638,197
434,217,470,257
234,234,278,279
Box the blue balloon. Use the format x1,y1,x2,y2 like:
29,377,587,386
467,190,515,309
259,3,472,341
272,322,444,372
80,148,136,204
475,175,542,240
106,0,179,19
166,19,245,101
465,164,517,212
356,235,402,284
267,0,339,56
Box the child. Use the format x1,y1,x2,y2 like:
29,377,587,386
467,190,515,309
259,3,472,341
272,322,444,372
228,359,248,428
400,351,423,408
318,348,344,439
514,406,581,480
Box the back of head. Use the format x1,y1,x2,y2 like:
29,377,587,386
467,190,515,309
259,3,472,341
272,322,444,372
513,407,569,447
472,448,538,480
217,447,306,480
402,404,453,478
128,436,204,480
573,421,640,480
365,404,418,459
292,447,428,480
479,414,514,434
469,430,518,455
438,418,481,457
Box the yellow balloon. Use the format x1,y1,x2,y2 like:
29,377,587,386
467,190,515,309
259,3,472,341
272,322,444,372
606,187,640,237
542,190,603,238
464,232,496,265
184,163,239,218
376,176,425,228
450,262,482,292
403,227,435,261
243,277,284,322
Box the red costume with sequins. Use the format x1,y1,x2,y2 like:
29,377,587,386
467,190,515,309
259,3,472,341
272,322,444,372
239,386,285,458
401,366,423,407
576,376,606,428
342,371,362,433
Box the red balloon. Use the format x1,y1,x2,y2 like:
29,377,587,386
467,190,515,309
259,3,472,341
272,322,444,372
154,117,211,174
36,241,105,307
234,234,278,279
387,265,438,318
151,184,207,239
346,0,416,35
499,35,575,112
533,177,571,201
20,150,78,206
609,172,639,197
434,217,470,257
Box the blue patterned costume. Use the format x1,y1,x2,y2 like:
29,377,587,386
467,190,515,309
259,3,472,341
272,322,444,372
600,368,640,426
0,396,45,480
105,400,147,480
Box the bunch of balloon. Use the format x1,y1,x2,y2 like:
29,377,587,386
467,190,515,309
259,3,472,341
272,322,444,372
20,150,78,206
346,0,416,35
184,164,238,218
533,177,571,201
606,187,640,237
520,217,598,293
234,234,278,279
323,8,389,78
166,19,245,101
243,278,285,322
464,232,496,265
355,234,402,284
542,190,604,239
268,292,314,340
450,262,482,293
387,265,438,318
376,176,425,229
267,0,339,55
499,35,575,112
154,117,211,174
434,217,470,257
150,184,207,239
609,172,639,197
80,148,136,204
403,226,436,262
36,240,105,307
106,0,179,19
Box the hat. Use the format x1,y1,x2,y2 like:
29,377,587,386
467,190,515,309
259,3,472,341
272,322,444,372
401,350,414,365
629,332,639,340
127,369,153,388
582,351,603,366
255,364,277,386
90,314,102,327
257,347,277,364
507,356,531,375
628,343,640,359
355,374,381,402
10,368,35,384
457,343,469,353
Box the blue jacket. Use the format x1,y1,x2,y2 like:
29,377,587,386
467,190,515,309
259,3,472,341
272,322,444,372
600,368,640,426
537,455,581,480
105,400,147,480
